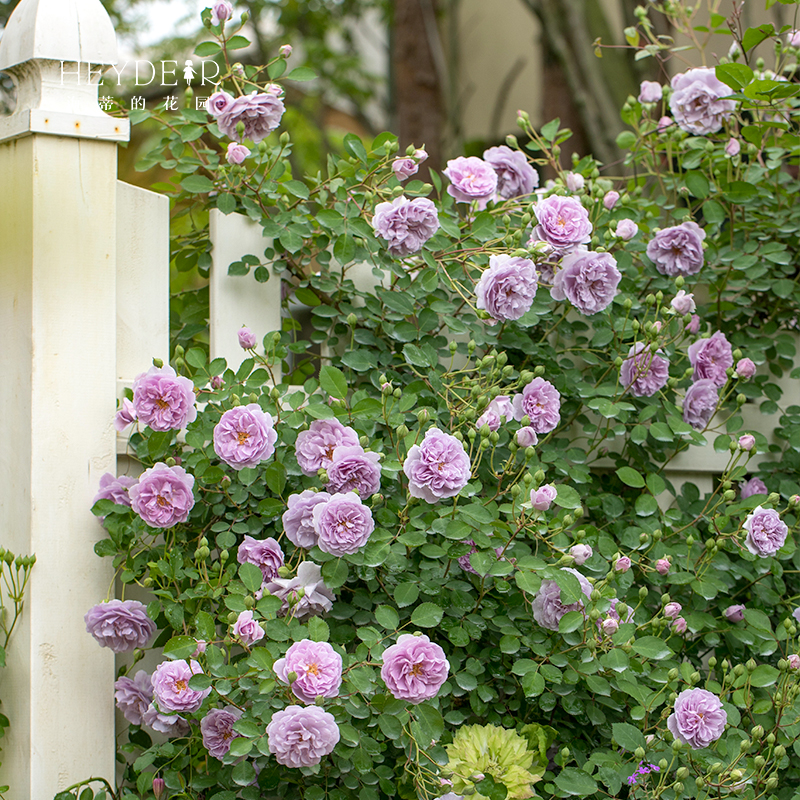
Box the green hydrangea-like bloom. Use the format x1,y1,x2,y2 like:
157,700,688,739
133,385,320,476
445,724,543,800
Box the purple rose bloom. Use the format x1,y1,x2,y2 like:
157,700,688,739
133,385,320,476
132,365,197,432
530,484,557,511
392,158,419,181
283,490,331,549
237,326,256,349
402,428,472,503
793,607,800,623
725,604,745,622
671,290,696,315
664,602,682,619
667,688,727,749
743,506,788,557
615,219,638,240
483,145,538,199
551,249,621,315
740,477,767,500
656,558,671,575
210,0,233,26
620,341,670,397
280,43,293,58
372,196,440,258
93,472,137,510
512,377,561,433
673,617,688,634
237,535,284,581
565,172,584,193
531,567,592,631
670,68,737,135
687,315,701,334
682,379,718,430
201,706,243,760
312,492,375,556
736,358,756,379
614,556,632,573
326,445,382,497
115,670,153,725
725,138,741,157
530,195,592,253
602,617,618,636
152,659,211,713
444,156,498,209
226,142,250,165
264,561,335,620
739,434,755,451
267,705,340,767
475,255,538,322
570,544,593,566
233,609,265,645
114,398,138,431
85,599,156,653
638,80,663,103
603,190,620,210
788,654,800,669
213,404,278,469
295,419,360,476
274,639,343,703
380,633,450,704
688,331,733,387
646,221,706,277
476,396,515,432
457,540,504,575
143,703,190,737
515,426,539,447
213,88,286,143
129,463,195,528
207,91,233,116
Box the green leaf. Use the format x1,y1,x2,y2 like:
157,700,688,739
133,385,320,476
616,467,645,488
685,171,710,199
703,199,725,224
612,722,646,752
649,422,673,442
742,23,774,52
283,180,309,199
295,287,320,306
410,602,443,628
403,343,432,368
226,34,251,50
285,66,317,82
333,234,356,265
375,605,400,630
412,702,444,743
750,665,779,687
194,41,221,57
773,279,795,299
558,610,584,634
715,62,754,90
307,616,330,642
723,181,757,204
228,737,254,757
616,130,637,149
631,636,674,661
343,132,368,162
181,174,215,194
319,365,348,399
217,193,237,214
394,583,419,607
188,673,214,691
554,485,581,509
554,768,598,796
540,118,560,142
163,635,199,660
239,562,263,593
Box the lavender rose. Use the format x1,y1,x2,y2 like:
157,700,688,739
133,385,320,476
638,80,663,103
725,604,746,622
444,156,498,209
667,688,727,749
656,558,671,575
132,365,197,432
312,492,375,556
743,506,788,557
725,138,741,157
93,472,137,510
670,68,736,135
512,377,561,433
646,221,706,277
603,190,620,210
129,463,195,528
207,91,232,116
664,602,682,619
232,610,265,645
565,172,584,193
738,434,755,451
143,703,190,737
226,143,250,165
201,707,243,760
212,87,285,143
740,477,767,499
114,398,137,431
793,607,800,624
274,639,343,703
282,490,331,549
210,0,233,26
482,145,538,199
267,705,340,767
237,326,256,349
152,659,211,713
392,158,418,181
213,404,278,469
551,249,621,315
682,379,718,430
614,556,632,573
372,196,440,257
614,219,638,240
530,195,592,253
530,484,557,511
476,396,515,432
263,561,335,620
237,535,284,581
620,341,670,397
475,255,538,322
671,289,696,315
381,633,450,704
515,426,539,447
688,331,733,387
531,567,592,631
114,670,153,725
570,544,593,566
85,599,156,653
736,358,756,379
295,419,360,475
402,428,472,503
326,445,382,497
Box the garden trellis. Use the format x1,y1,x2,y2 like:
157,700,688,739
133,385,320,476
0,0,798,797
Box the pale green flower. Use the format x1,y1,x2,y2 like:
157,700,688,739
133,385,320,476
445,724,544,800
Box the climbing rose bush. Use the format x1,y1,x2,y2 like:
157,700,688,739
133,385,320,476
76,3,800,800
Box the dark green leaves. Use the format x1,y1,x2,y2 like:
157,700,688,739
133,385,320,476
715,63,754,90
319,365,347,399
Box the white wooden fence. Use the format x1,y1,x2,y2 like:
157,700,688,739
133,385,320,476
0,0,796,797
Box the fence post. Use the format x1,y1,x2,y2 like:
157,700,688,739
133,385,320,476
0,0,129,796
